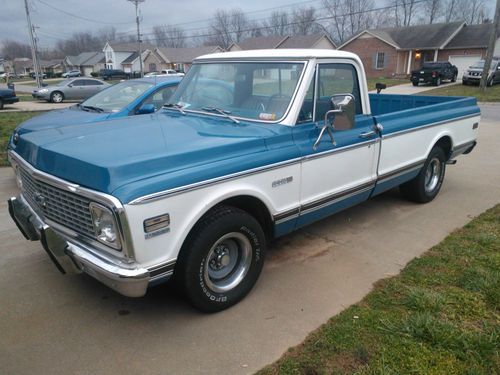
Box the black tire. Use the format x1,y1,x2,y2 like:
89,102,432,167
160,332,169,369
487,77,493,87
462,80,468,85
175,205,266,312
412,81,419,87
50,91,64,103
435,77,441,86
451,74,457,83
400,147,446,203
0,99,3,110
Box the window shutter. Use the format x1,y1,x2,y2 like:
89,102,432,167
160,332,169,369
372,53,377,69
383,53,387,69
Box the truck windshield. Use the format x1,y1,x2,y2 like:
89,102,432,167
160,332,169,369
82,80,153,112
168,62,305,121
471,61,485,69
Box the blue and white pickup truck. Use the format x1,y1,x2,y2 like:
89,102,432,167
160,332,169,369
8,50,479,312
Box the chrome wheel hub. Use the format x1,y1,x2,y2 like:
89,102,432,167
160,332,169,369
204,232,252,293
425,157,441,193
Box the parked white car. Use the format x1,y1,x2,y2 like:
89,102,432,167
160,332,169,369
145,69,184,77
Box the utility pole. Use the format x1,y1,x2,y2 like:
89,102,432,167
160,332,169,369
24,0,43,87
480,0,500,91
127,0,145,78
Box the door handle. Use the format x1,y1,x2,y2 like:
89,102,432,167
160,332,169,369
359,131,376,139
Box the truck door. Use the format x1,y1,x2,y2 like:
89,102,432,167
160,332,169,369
292,62,379,228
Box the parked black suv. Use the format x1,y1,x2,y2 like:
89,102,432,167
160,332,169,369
411,61,458,86
99,69,130,80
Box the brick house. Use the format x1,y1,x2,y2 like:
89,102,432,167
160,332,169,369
155,46,223,72
339,22,500,78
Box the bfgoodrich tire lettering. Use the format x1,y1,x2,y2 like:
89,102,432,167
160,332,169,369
176,205,266,312
400,146,446,203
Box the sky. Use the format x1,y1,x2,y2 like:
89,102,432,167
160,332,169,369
1,0,314,48
1,0,496,49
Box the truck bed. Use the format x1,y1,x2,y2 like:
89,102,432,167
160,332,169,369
369,94,480,137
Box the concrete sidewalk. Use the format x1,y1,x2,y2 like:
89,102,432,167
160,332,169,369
369,81,461,95
1,100,74,112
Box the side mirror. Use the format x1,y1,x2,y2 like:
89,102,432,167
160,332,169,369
375,82,387,93
137,103,156,115
313,94,355,150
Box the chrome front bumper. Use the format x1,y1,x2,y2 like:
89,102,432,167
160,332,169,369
8,195,150,297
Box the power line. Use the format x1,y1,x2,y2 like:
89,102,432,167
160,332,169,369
116,0,324,36
115,0,428,44
36,0,134,25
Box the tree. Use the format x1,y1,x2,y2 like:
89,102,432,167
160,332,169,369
152,25,186,47
291,7,321,35
205,8,251,48
323,0,375,44
391,0,418,27
263,11,290,36
425,0,443,23
1,40,32,59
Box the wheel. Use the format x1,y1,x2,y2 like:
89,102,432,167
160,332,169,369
462,80,468,85
412,81,419,87
50,91,64,103
0,99,4,110
435,77,441,86
175,205,266,312
451,74,457,83
400,147,446,203
487,77,493,87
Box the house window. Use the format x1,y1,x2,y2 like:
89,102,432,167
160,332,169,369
149,63,157,72
375,52,385,69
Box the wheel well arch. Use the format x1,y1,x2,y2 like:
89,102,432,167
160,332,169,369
213,195,274,240
433,135,452,160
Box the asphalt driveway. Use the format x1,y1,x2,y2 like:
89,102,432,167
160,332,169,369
0,104,498,375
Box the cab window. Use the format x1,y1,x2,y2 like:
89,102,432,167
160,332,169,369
315,63,362,120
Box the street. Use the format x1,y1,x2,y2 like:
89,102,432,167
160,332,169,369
0,104,498,375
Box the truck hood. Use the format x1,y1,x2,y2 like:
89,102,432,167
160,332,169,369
13,111,291,203
15,106,111,135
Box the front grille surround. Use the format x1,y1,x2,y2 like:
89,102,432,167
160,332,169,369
19,167,96,238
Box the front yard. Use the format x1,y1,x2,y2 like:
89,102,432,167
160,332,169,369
418,83,500,102
0,111,41,166
259,205,500,374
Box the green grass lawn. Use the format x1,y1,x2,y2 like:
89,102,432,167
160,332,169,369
0,111,42,166
258,205,500,375
367,77,408,91
418,83,500,102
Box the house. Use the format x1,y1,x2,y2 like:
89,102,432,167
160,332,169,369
39,59,65,77
228,34,336,51
12,58,32,76
155,46,223,72
103,42,155,72
339,22,499,78
64,52,105,76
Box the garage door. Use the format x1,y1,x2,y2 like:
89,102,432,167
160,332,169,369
83,67,93,77
448,55,482,78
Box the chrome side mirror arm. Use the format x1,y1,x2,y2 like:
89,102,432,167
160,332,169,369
313,108,342,150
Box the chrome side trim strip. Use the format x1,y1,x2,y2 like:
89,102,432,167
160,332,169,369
377,160,426,182
273,181,375,223
9,151,136,261
130,140,377,205
129,156,303,205
381,113,479,140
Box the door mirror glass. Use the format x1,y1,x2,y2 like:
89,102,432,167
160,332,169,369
314,94,355,150
327,94,355,130
137,103,156,115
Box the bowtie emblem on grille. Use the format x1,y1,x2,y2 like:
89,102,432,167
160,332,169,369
34,192,47,207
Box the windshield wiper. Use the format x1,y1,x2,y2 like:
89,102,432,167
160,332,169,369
80,104,104,113
163,102,186,115
201,107,240,124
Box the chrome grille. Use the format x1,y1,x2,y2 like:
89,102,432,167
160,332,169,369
19,167,95,237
